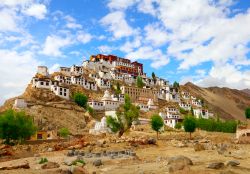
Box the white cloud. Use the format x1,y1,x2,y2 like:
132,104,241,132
42,35,72,57
49,63,60,73
0,0,32,7
120,35,142,53
137,0,158,16
64,15,82,29
98,45,115,54
0,9,18,32
23,3,47,19
144,23,168,46
126,46,169,68
0,49,40,105
100,11,135,39
107,0,138,10
77,31,92,44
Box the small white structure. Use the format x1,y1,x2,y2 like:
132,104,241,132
101,90,121,111
51,85,69,99
159,107,180,128
179,102,191,110
13,98,27,109
147,99,158,110
95,78,111,89
89,117,110,135
181,91,190,100
32,77,52,89
37,66,49,76
87,100,104,110
193,108,209,119
136,103,149,112
59,67,71,76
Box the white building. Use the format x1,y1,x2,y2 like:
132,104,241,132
191,99,202,107
181,91,190,100
88,90,122,111
13,98,27,109
70,65,83,75
136,103,149,112
32,77,53,89
51,85,70,99
37,66,49,76
159,107,180,128
71,76,97,91
95,78,111,89
193,108,209,119
179,101,191,110
59,67,71,76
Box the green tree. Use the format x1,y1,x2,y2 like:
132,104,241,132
175,122,182,129
115,82,121,95
150,114,164,139
152,72,156,84
73,92,88,109
136,76,144,88
190,107,194,116
58,127,70,138
0,110,36,145
173,81,180,88
183,116,196,139
245,107,250,119
106,95,140,137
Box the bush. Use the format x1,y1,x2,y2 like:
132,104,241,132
196,117,237,133
150,114,164,139
72,159,85,165
58,127,70,138
245,107,250,119
183,116,196,139
39,157,48,164
136,76,144,88
73,92,88,109
175,122,182,129
0,110,36,145
179,108,189,115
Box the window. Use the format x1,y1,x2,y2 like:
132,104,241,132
40,82,44,85
60,92,62,95
64,93,66,96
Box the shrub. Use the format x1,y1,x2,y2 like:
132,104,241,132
73,92,88,109
175,122,182,129
245,107,250,119
39,157,48,164
0,110,36,145
136,76,144,88
72,159,85,165
58,127,70,138
183,116,196,139
179,108,189,114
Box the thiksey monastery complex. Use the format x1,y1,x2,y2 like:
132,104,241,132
24,54,213,134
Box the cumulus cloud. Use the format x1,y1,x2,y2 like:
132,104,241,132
100,11,135,39
23,3,47,19
107,0,138,10
77,31,92,44
0,9,18,32
126,46,169,68
0,49,40,104
64,15,82,29
42,35,72,57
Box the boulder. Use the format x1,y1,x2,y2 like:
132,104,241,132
67,150,75,157
168,155,193,165
148,138,156,145
226,160,240,167
70,166,89,174
167,155,193,173
64,157,77,166
0,162,30,170
207,162,224,169
93,159,102,167
41,162,60,169
193,143,205,151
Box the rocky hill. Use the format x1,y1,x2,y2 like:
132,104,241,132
241,89,250,96
182,82,250,121
0,85,89,134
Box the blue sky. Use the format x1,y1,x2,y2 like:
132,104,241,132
0,0,250,104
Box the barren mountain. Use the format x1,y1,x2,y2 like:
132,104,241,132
183,82,250,121
241,89,250,96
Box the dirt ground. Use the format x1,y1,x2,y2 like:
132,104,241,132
1,130,250,174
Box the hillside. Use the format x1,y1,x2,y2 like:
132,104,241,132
183,82,250,121
242,89,250,96
0,85,89,134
